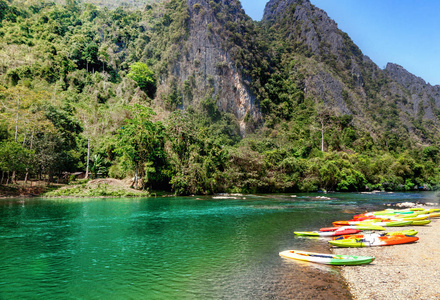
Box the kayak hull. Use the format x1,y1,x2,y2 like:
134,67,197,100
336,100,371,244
426,212,440,218
279,250,375,265
355,208,440,220
321,225,386,231
294,228,361,237
378,221,413,227
329,235,419,247
333,220,412,227
410,220,431,226
333,229,418,240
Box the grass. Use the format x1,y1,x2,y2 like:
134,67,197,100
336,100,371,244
43,182,150,198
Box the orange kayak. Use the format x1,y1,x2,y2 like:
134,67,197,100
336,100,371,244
329,235,419,247
332,229,418,240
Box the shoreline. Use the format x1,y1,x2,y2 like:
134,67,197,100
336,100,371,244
332,215,440,299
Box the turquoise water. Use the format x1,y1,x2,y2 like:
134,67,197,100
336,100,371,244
0,192,438,299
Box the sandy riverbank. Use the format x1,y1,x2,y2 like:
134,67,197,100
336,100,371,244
332,215,440,299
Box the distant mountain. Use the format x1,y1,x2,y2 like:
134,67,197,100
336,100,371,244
261,0,440,144
149,0,440,144
385,62,440,124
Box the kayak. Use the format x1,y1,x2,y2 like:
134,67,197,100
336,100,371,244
354,208,440,220
279,250,375,265
395,212,425,218
412,213,440,219
350,216,382,221
320,225,386,231
354,209,422,218
332,220,412,227
410,219,431,226
333,229,418,240
372,211,415,216
329,235,419,247
426,212,440,218
344,215,428,223
390,215,428,221
411,210,440,219
294,227,361,237
365,221,413,227
333,220,362,226
385,229,418,236
352,225,387,231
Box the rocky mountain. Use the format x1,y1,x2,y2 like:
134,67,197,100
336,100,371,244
2,0,440,193
1,0,439,142
385,62,440,124
159,0,261,134
36,0,437,143
260,0,440,144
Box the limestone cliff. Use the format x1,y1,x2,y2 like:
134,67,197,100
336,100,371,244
262,0,440,141
263,0,370,115
148,0,440,142
158,0,260,134
385,63,440,121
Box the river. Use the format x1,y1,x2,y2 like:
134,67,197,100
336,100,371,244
0,192,438,299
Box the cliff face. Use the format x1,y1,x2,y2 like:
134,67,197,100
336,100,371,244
160,0,260,134
263,0,369,115
262,0,440,141
264,0,343,58
151,0,439,142
385,63,440,121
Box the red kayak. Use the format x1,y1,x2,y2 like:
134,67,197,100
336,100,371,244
294,227,361,237
320,226,344,232
318,227,361,234
330,228,361,235
320,225,386,231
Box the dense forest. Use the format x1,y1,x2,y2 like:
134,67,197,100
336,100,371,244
1,0,440,196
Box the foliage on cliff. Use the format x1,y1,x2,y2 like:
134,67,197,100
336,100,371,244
1,0,440,195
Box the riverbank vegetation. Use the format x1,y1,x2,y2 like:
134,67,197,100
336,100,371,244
1,0,440,197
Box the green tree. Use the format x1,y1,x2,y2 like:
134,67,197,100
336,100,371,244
0,141,34,184
115,104,168,189
0,1,8,22
0,121,9,142
90,153,105,179
165,110,228,195
127,62,156,98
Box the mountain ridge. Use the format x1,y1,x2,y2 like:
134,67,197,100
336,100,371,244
260,0,440,143
1,0,440,194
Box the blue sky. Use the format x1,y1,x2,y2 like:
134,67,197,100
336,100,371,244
240,0,440,86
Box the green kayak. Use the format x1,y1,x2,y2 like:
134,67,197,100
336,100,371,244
279,250,375,265
382,221,412,227
351,225,386,231
410,219,431,226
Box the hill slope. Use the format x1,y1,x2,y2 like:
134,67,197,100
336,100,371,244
262,0,440,146
1,0,440,194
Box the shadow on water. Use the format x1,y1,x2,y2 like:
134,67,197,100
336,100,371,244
0,192,438,299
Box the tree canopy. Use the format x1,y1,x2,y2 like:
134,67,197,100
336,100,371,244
127,62,156,98
0,0,439,194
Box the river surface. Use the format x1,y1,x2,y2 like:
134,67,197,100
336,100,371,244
0,192,439,299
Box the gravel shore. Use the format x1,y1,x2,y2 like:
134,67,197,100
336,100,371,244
332,216,440,300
